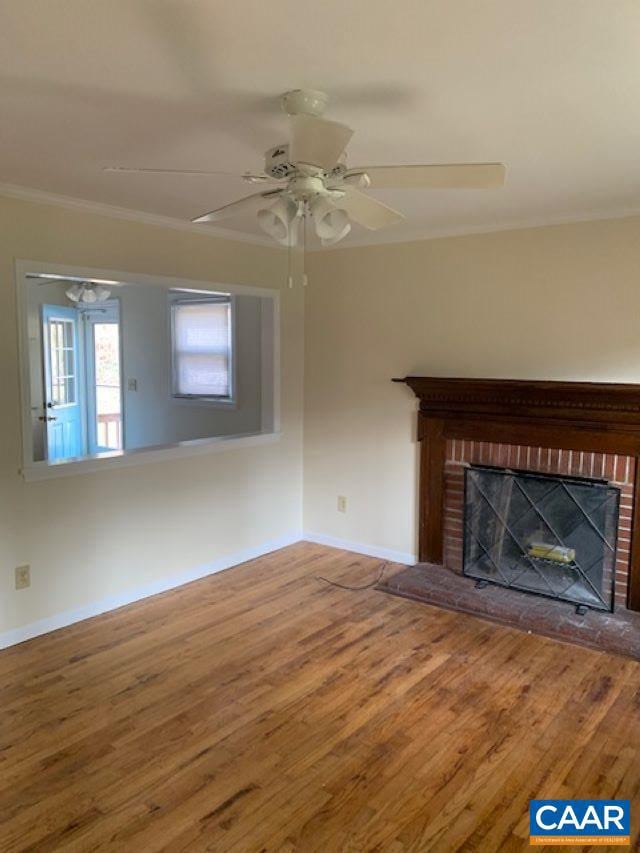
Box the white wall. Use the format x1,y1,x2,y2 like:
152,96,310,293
304,216,640,561
0,194,303,641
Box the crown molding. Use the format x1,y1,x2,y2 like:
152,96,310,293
0,181,280,249
311,206,640,251
4,179,640,253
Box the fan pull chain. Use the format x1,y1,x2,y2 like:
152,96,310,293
302,203,308,287
287,229,293,289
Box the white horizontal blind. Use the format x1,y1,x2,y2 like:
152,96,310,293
172,300,232,397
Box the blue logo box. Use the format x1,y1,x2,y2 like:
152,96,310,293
530,800,630,846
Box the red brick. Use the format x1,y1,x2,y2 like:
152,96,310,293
544,447,554,471
628,459,636,484
568,450,581,477
618,455,627,483
445,480,464,491
558,449,569,475
444,468,463,478
579,451,590,477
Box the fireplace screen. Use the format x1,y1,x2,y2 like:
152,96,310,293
462,465,620,611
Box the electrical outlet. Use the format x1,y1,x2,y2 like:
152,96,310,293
337,495,347,513
15,565,31,590
127,378,138,392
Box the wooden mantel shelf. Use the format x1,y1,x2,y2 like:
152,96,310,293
393,376,640,611
392,376,640,428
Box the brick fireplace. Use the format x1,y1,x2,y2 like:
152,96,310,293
383,377,640,657
443,440,634,610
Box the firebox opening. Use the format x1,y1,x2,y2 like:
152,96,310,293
462,465,620,612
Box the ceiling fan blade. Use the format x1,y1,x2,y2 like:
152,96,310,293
345,163,506,189
104,166,273,181
34,278,124,287
289,114,353,171
337,186,405,231
192,189,283,224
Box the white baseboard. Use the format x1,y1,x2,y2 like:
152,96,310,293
303,531,416,566
0,531,302,650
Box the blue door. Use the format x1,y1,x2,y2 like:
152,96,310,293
42,304,84,461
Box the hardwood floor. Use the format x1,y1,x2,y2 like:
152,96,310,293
1,541,639,852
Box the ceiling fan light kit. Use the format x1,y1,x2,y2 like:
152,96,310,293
66,282,112,304
107,88,506,285
311,197,350,242
257,196,300,245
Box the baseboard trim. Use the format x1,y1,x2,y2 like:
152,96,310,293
0,532,302,650
303,531,416,566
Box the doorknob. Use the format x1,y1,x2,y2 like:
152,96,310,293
38,415,58,422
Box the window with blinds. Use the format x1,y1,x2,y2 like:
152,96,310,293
170,298,233,400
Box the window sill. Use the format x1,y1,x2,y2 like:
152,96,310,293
20,430,281,481
171,396,238,410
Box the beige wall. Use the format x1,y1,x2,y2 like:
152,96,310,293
304,216,640,559
6,198,640,638
0,195,303,636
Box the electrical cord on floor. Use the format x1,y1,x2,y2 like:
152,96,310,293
315,561,388,591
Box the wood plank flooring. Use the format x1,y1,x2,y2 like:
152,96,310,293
1,541,639,852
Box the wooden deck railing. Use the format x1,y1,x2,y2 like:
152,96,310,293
97,413,122,449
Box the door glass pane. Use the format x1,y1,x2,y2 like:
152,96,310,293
94,323,122,450
49,319,76,405
64,347,74,376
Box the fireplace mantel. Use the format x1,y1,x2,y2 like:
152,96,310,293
393,376,640,427
393,376,640,610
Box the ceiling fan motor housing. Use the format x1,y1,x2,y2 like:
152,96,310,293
265,144,349,183
288,175,326,201
264,145,296,179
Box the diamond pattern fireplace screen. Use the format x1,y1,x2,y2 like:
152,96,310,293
462,465,620,611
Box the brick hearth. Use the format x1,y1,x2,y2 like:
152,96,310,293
379,561,640,660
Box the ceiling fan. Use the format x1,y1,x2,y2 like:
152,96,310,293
106,88,506,274
31,273,123,303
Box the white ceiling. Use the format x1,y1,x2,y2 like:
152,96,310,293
2,0,640,247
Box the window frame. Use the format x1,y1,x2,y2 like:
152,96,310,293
168,293,237,407
16,260,280,481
